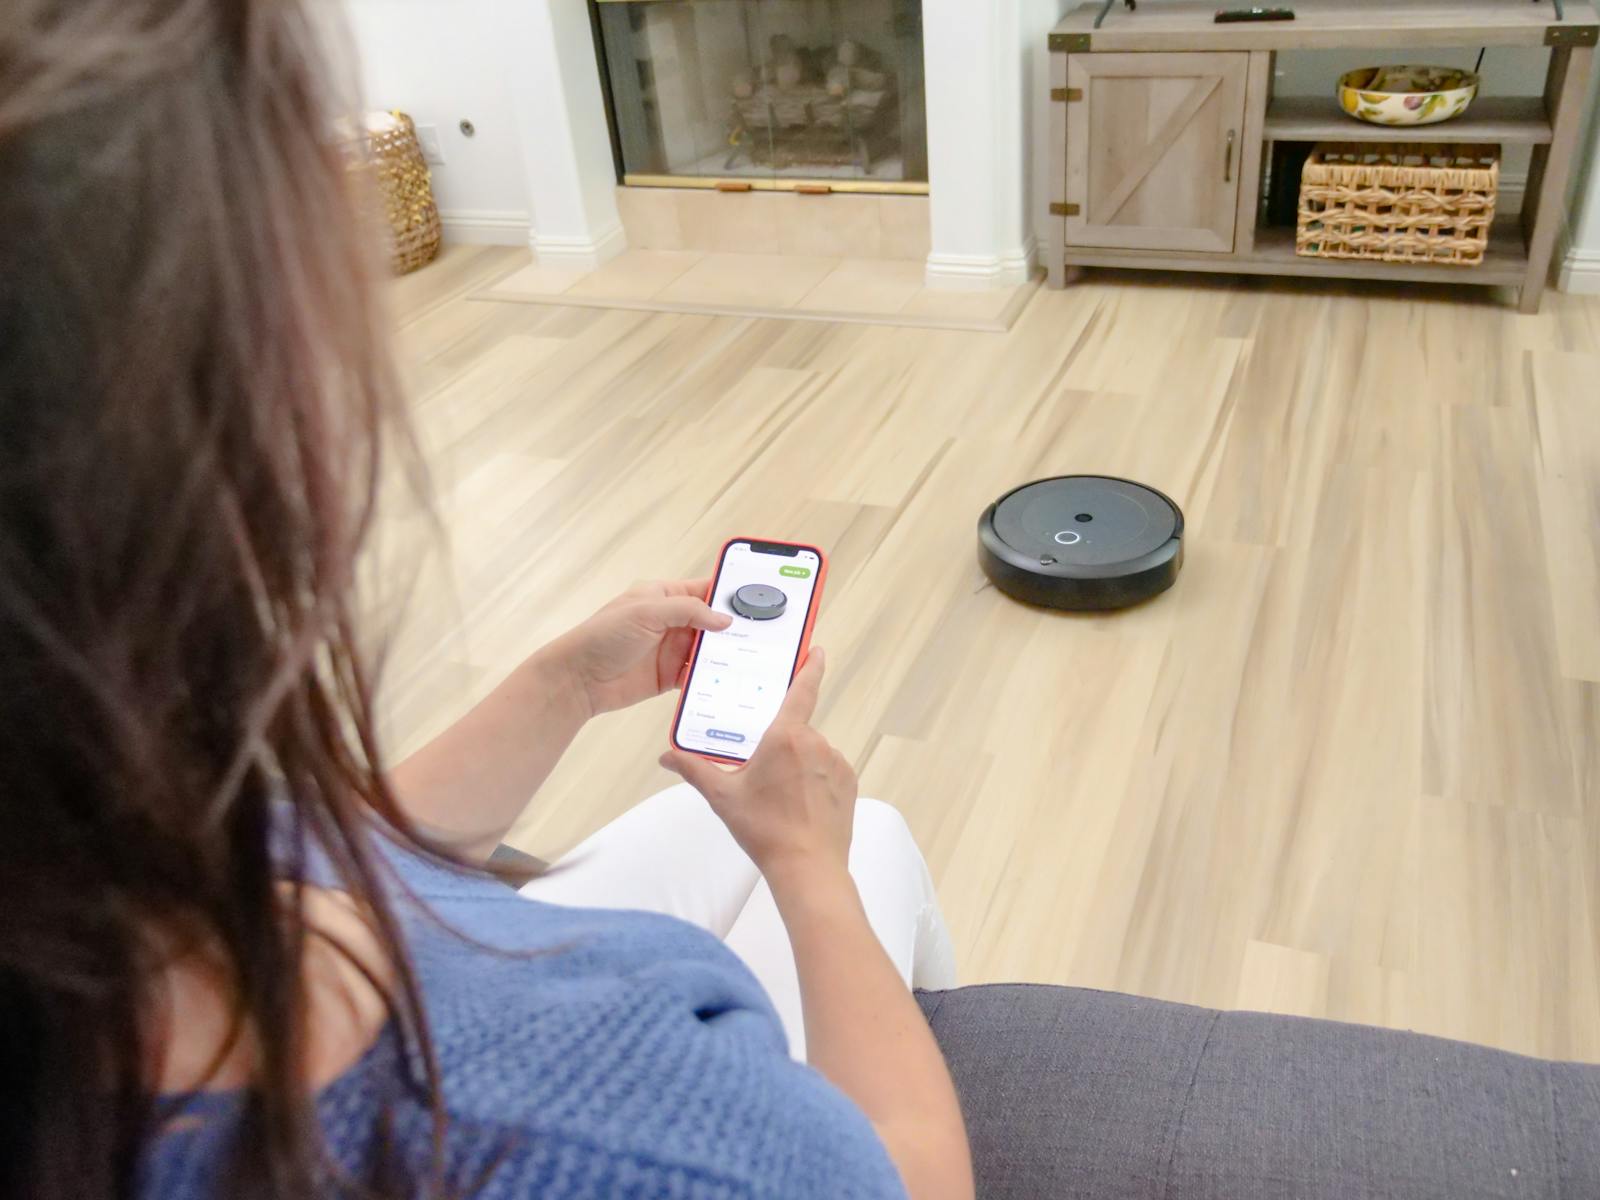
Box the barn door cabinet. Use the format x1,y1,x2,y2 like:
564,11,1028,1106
1064,52,1252,253
1045,0,1600,313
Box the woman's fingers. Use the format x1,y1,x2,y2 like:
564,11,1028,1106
656,627,697,689
659,748,734,802
632,577,713,600
774,647,825,727
666,576,713,600
619,577,712,605
639,595,731,634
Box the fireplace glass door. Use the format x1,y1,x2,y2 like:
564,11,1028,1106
594,0,926,192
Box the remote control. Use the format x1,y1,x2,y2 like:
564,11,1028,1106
1214,7,1295,21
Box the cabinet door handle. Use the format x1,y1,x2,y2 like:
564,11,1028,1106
1224,130,1236,183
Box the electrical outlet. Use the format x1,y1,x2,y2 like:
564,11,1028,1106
415,123,445,165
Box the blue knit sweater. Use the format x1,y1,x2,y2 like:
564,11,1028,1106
139,834,907,1199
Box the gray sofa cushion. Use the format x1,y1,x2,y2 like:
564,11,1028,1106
917,983,1600,1199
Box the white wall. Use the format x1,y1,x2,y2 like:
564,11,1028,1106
338,0,530,243
1560,67,1600,293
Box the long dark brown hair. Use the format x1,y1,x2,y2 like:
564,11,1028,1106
1,1,450,1196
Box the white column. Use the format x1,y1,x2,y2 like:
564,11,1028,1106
921,0,1030,289
1559,87,1600,294
499,0,625,269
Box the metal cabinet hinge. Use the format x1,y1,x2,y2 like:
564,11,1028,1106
1050,202,1080,217
1546,24,1598,46
1049,32,1092,52
1051,87,1084,102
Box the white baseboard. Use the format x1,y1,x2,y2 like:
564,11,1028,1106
439,209,530,246
530,222,627,272
1559,242,1600,295
1530,183,1600,296
1007,235,1039,283
925,236,1036,291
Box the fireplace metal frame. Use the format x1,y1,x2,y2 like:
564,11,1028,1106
590,0,930,196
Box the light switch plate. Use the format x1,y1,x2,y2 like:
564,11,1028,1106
415,123,445,165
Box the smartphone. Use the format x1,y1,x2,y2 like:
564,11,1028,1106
670,538,828,764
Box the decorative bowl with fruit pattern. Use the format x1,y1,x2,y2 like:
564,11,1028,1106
1337,66,1479,127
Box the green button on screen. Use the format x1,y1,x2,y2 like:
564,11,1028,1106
779,565,812,579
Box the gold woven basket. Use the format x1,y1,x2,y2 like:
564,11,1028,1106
351,111,442,275
1296,143,1498,266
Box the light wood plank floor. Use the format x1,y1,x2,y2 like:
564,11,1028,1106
473,248,1038,331
376,244,1600,1063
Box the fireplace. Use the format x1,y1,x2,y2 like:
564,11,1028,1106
592,0,927,193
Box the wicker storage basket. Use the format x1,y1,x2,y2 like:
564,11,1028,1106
351,111,442,275
1295,143,1498,266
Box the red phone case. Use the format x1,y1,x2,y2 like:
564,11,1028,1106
668,536,829,765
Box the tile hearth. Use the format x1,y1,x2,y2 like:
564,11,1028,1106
474,248,1037,332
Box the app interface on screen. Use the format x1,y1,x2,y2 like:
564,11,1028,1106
675,542,820,760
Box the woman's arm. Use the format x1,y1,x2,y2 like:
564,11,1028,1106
769,861,973,1200
393,580,729,860
662,653,974,1200
390,647,589,860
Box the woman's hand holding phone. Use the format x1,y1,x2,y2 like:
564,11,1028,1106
542,578,732,719
660,649,857,888
664,650,975,1200
393,578,728,859
553,556,851,883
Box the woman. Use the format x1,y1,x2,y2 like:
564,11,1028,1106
0,1,973,1198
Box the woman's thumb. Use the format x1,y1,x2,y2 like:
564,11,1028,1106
660,748,732,800
648,595,732,633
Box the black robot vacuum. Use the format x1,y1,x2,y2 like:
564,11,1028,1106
978,475,1183,610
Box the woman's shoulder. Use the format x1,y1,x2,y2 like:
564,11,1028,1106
183,819,909,1198
391,940,907,1199
145,860,905,1199
379,837,780,1031
395,859,793,1060
371,849,907,1197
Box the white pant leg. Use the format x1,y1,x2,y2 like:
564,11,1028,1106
723,798,957,1060
517,782,760,938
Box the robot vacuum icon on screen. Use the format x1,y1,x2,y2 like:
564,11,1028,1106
730,583,788,621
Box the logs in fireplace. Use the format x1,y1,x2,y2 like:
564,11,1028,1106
726,35,897,172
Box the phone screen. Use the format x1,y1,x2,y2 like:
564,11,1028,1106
672,540,823,762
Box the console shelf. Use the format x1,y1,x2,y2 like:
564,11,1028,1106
1263,96,1555,145
1063,218,1529,287
1046,0,1599,312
